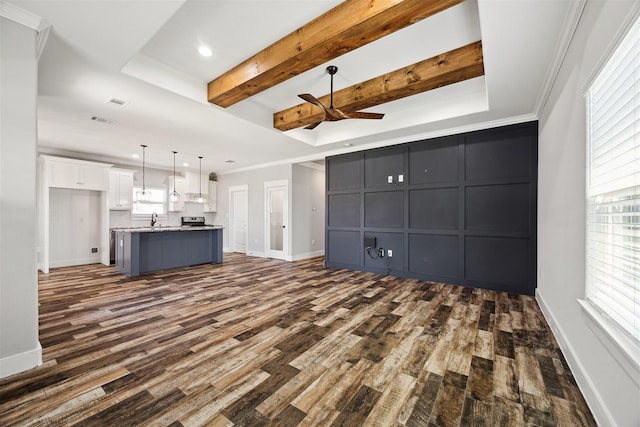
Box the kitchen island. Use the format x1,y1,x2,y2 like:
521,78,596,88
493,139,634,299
115,226,223,277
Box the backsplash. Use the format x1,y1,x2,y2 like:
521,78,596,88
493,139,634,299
109,205,215,228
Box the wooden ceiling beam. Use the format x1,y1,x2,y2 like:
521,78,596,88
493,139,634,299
207,0,464,108
273,41,484,131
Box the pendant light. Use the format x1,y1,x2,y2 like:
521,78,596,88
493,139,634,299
168,151,180,203
194,156,207,204
135,144,152,202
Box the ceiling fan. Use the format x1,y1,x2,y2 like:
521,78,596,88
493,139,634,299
298,65,384,130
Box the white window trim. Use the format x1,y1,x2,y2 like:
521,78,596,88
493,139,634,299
131,185,168,219
581,9,640,379
578,299,640,388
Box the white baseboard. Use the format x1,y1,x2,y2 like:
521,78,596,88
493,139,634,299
536,290,615,427
292,250,325,261
49,257,101,269
232,250,324,261
223,246,231,253
0,342,42,379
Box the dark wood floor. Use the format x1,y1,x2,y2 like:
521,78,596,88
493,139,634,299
0,254,595,426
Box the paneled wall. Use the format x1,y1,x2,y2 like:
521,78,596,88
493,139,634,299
325,121,537,295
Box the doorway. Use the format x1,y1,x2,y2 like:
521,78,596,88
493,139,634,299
228,185,248,254
264,180,289,260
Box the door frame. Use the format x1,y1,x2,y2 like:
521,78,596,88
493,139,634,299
264,179,289,260
228,184,248,254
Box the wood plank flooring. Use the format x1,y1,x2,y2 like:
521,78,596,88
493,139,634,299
0,254,595,426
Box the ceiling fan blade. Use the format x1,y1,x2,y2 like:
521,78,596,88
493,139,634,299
343,111,385,120
298,93,326,111
304,121,323,130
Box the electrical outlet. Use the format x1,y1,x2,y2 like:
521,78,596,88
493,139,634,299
378,248,384,257
398,174,404,183
91,248,98,253
387,175,393,184
387,249,393,257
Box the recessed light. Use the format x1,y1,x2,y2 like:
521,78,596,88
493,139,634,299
183,162,189,167
132,154,139,159
198,46,213,57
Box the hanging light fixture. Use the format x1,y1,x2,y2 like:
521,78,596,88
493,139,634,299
135,144,152,202
168,151,180,203
194,156,207,204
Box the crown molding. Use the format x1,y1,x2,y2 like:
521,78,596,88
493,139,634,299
0,1,47,31
534,0,587,116
0,1,51,58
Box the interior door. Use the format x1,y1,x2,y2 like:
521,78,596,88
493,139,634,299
229,185,248,253
265,180,289,260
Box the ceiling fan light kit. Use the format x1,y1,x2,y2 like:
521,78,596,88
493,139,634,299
298,65,385,130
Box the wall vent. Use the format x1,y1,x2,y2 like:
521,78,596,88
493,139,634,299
90,116,116,125
107,98,128,106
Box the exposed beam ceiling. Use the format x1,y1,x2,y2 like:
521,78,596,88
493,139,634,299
207,0,464,108
274,41,484,131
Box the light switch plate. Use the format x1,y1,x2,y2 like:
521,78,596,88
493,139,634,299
387,175,393,184
398,174,404,183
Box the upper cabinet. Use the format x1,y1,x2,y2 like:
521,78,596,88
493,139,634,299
108,169,134,210
184,171,208,196
204,181,217,212
45,157,110,191
167,175,186,212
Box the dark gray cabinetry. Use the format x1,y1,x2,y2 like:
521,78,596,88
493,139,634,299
116,228,223,277
325,121,537,295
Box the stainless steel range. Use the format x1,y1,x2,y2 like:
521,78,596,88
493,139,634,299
181,216,208,227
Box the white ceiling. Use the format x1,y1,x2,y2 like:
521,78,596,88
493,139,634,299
8,0,576,175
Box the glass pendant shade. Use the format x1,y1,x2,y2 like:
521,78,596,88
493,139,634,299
169,150,180,203
136,144,152,202
195,155,207,204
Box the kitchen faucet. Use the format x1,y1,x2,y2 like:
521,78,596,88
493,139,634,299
151,212,158,227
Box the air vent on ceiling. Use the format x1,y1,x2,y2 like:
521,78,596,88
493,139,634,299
106,98,129,107
225,160,236,163
90,116,117,125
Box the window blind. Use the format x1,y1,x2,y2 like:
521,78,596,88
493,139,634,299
586,17,640,343
132,187,167,215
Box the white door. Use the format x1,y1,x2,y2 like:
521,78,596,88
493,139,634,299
265,180,289,260
229,185,248,253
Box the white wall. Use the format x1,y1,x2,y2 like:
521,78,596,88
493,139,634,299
537,1,639,426
49,189,102,268
214,164,292,255
0,17,41,378
292,164,325,260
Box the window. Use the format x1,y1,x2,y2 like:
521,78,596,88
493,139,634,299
585,16,640,344
131,186,167,216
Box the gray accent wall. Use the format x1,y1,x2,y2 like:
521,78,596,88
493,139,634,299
326,121,538,295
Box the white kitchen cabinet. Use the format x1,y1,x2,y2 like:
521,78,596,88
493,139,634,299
185,171,208,196
48,158,108,191
204,181,217,212
38,155,112,273
167,175,186,212
109,169,134,210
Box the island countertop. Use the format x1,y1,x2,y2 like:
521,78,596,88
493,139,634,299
113,225,224,233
